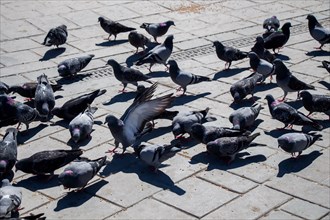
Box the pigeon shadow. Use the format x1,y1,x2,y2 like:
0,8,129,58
140,125,173,143
67,135,93,149
306,50,330,57
16,174,61,190
39,48,66,61
277,151,323,177
51,119,70,129
125,53,142,67
264,129,301,139
99,153,138,177
249,119,264,132
56,73,93,85
146,71,169,78
302,118,330,133
171,92,211,106
275,53,290,61
229,96,261,110
254,82,278,93
213,67,249,80
284,99,303,109
54,180,108,212
319,81,330,90
102,91,136,106
17,123,48,144
95,39,128,47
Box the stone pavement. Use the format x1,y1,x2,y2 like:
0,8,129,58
1,0,330,219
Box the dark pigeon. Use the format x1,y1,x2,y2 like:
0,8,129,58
0,179,22,219
213,41,248,69
51,89,106,121
306,14,330,49
98,16,135,41
299,90,330,119
34,74,55,119
251,36,276,63
42,25,67,47
128,31,150,54
265,94,322,130
248,52,274,83
140,20,175,43
229,103,263,130
9,82,62,100
263,16,280,32
57,54,95,77
264,22,292,54
0,128,18,176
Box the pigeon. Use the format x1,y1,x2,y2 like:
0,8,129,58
229,103,263,130
0,179,22,218
52,89,106,121
140,20,175,43
9,83,62,100
212,41,248,69
57,54,95,77
190,123,250,144
248,52,275,83
263,16,280,32
15,149,83,176
274,59,315,101
69,105,96,143
299,90,330,119
42,25,68,47
322,60,330,73
206,132,260,163
34,74,55,119
106,59,152,92
265,94,322,130
0,128,17,177
172,107,216,139
306,14,330,49
278,132,322,157
264,22,292,54
128,31,150,54
135,35,174,72
168,60,211,95
98,16,135,41
0,82,10,95
230,72,263,103
104,82,174,154
134,143,181,172
58,156,107,191
251,36,276,63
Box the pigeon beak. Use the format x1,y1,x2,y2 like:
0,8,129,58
278,145,281,148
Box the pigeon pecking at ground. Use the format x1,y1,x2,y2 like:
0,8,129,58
57,54,95,77
42,25,68,48
265,94,323,130
274,59,315,101
98,16,135,41
52,89,106,121
58,156,107,191
299,90,330,119
104,82,174,154
190,123,250,144
278,132,322,158
229,103,263,130
140,20,175,43
0,179,22,219
34,74,55,120
306,14,330,49
135,35,174,72
213,41,248,70
0,128,18,177
128,31,151,54
206,132,260,164
69,105,97,143
106,59,152,92
248,52,275,83
230,72,263,103
264,22,292,54
251,36,276,63
134,143,181,172
167,59,211,96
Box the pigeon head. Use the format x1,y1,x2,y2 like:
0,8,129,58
212,41,223,48
298,90,311,100
248,52,259,60
0,160,8,174
7,85,22,95
164,35,174,48
58,25,67,31
104,115,124,129
277,135,292,152
134,144,146,157
37,73,49,85
136,85,146,94
140,23,148,29
233,92,242,103
167,59,179,72
172,123,183,138
71,128,81,143
306,14,317,23
273,58,289,76
58,170,77,189
255,36,264,43
265,94,275,104
281,22,292,31
57,64,68,76
98,17,105,23
51,107,63,118
166,20,175,26
106,59,120,68
206,141,220,155
190,123,205,143
4,127,18,141
15,158,33,173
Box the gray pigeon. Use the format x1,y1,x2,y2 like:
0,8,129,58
135,35,174,72
34,74,55,119
213,41,248,69
0,179,22,218
251,36,276,63
263,16,280,32
278,132,322,157
206,132,260,163
42,25,67,47
58,156,107,191
264,22,292,54
57,54,95,77
322,60,330,73
248,52,274,83
306,14,330,49
69,105,97,143
140,20,175,43
104,83,174,154
0,82,10,94
168,60,211,95
274,59,315,101
134,143,181,172
128,31,150,54
230,72,263,103
98,16,135,41
299,90,330,119
265,94,322,130
0,128,17,177
107,59,152,92
190,123,250,144
172,107,216,139
229,103,263,130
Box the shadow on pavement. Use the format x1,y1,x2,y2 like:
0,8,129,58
306,50,330,57
213,67,249,80
171,92,211,106
95,39,128,47
56,73,93,85
146,71,168,78
102,91,136,106
17,123,48,144
39,47,66,61
319,81,330,90
16,174,61,190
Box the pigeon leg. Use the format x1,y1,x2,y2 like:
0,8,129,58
307,112,313,117
106,141,119,154
314,45,323,50
114,34,117,41
24,98,32,102
269,74,273,83
176,87,182,91
119,84,128,93
135,47,139,54
16,122,22,130
148,63,154,72
164,64,169,71
153,36,158,43
75,185,86,192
